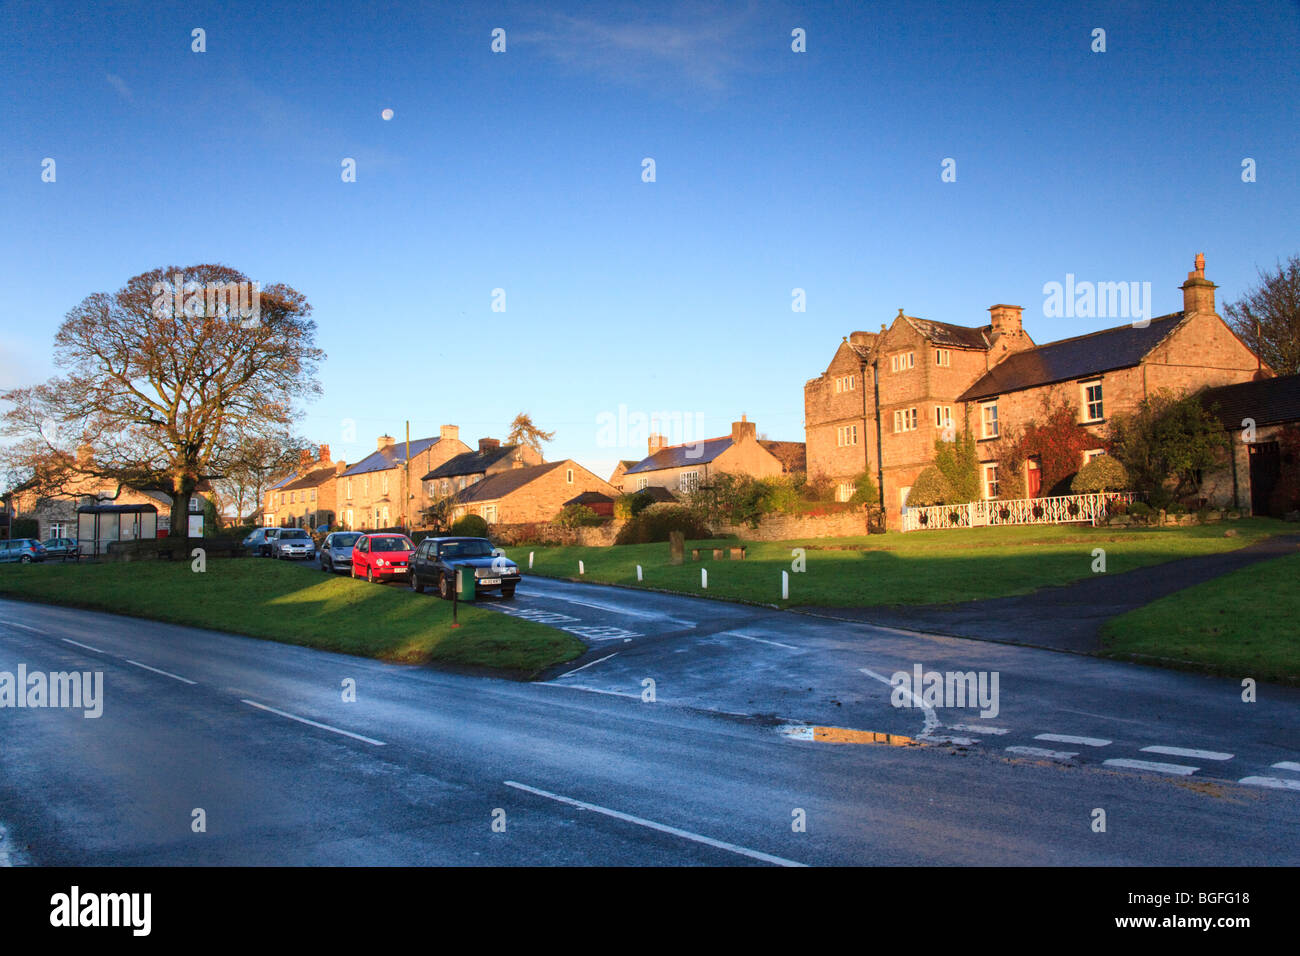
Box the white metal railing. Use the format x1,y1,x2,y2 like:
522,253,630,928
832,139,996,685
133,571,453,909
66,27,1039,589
901,492,1137,532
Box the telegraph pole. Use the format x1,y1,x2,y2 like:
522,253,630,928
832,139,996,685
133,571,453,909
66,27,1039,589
404,421,410,533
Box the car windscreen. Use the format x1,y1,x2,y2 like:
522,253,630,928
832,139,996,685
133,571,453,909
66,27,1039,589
332,534,360,547
281,530,309,539
370,536,413,552
438,540,495,559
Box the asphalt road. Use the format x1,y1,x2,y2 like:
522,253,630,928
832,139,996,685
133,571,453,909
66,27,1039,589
0,577,1297,866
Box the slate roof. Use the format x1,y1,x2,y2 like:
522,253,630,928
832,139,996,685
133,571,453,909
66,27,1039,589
958,312,1185,402
625,437,734,474
283,465,337,491
453,461,565,504
629,485,678,503
339,437,441,477
1200,373,1300,429
421,444,522,481
759,440,807,473
906,317,993,350
563,491,613,506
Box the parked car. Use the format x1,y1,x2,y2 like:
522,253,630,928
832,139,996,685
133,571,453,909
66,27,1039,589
319,531,360,573
0,538,48,563
271,528,316,560
409,536,520,599
41,537,79,561
242,527,287,557
350,533,416,583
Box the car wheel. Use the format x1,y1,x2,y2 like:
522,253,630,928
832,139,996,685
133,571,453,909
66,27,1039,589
410,572,424,594
366,566,375,583
19,555,31,564
438,573,451,600
501,586,516,599
351,562,358,579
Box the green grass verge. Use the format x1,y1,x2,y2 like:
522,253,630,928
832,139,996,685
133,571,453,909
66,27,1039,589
1101,551,1300,684
508,519,1291,608
0,559,585,677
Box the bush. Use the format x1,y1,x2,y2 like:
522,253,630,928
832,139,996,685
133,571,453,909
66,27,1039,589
451,514,489,537
932,432,981,503
553,504,601,529
1071,455,1130,494
847,471,879,507
10,518,40,539
906,466,956,508
614,489,660,520
1128,502,1153,518
614,504,712,545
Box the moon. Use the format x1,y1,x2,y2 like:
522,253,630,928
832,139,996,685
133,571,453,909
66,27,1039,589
381,108,394,121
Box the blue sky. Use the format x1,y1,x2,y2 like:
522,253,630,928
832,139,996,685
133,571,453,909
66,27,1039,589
2,0,1297,478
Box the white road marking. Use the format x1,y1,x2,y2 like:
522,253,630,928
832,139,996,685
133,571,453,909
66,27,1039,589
1238,776,1300,792
61,638,106,654
727,632,798,650
240,699,385,746
1141,745,1233,761
860,667,939,737
952,723,1009,735
920,734,978,746
539,683,641,701
1270,761,1300,773
525,593,695,627
1103,758,1199,776
777,725,815,741
1035,733,1112,747
124,659,196,685
504,780,806,867
1006,746,1078,760
554,653,618,679
6,622,43,633
563,625,642,642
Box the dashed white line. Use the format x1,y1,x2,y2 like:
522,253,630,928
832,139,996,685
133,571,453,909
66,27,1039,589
1006,746,1078,761
1141,745,1233,761
554,653,618,679
1238,776,1300,792
124,660,196,685
5,622,42,633
727,632,798,650
1270,761,1300,773
61,638,106,654
504,780,806,867
952,723,1010,735
540,684,641,701
1035,733,1112,747
1103,758,1199,776
240,699,386,746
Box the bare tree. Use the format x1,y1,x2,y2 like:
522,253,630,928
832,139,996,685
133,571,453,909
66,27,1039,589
506,412,555,454
1224,254,1300,375
0,264,324,543
216,433,317,525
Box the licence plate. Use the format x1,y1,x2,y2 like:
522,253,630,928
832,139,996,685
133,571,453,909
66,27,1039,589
479,578,501,585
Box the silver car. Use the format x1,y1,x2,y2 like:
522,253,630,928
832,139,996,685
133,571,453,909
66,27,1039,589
271,528,316,560
319,531,360,573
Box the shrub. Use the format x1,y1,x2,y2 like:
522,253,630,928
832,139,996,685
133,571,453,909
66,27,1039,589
1071,455,1130,494
757,476,801,515
932,431,981,503
614,489,658,520
847,470,879,507
906,466,956,507
553,503,600,529
614,504,711,545
451,514,489,537
1109,389,1229,502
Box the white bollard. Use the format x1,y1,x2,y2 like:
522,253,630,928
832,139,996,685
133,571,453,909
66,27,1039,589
782,570,789,600
579,559,585,575
636,564,643,581
701,568,707,589
529,551,534,569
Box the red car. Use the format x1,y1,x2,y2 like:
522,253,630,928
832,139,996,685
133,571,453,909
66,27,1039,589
350,533,415,583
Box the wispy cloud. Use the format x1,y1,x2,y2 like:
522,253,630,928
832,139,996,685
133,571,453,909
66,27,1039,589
516,3,767,98
105,73,133,103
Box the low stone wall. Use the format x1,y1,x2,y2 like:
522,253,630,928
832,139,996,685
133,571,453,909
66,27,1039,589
103,537,249,561
717,508,875,542
489,521,624,548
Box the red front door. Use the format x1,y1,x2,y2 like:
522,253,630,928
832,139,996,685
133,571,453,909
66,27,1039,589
1027,458,1042,498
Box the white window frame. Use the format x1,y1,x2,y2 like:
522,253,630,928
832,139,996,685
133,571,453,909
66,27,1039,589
346,508,354,529
1083,448,1106,464
680,470,700,494
935,348,951,367
893,408,918,433
836,424,859,447
981,401,999,439
50,522,67,538
346,478,352,500
1082,381,1104,422
983,463,999,500
566,468,574,484
835,375,856,393
481,504,497,523
934,405,953,429
382,473,389,495
836,481,856,503
636,477,649,491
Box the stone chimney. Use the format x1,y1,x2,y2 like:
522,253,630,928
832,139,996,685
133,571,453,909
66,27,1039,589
989,304,1024,337
1181,252,1217,315
334,461,347,475
479,437,501,454
439,424,459,443
648,433,669,456
318,444,330,464
731,415,757,445
377,434,395,452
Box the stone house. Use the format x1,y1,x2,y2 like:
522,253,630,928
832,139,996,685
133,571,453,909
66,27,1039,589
337,427,470,531
420,438,543,501
1199,372,1300,515
619,417,800,495
608,460,639,487
805,255,1267,528
451,460,618,525
263,446,344,529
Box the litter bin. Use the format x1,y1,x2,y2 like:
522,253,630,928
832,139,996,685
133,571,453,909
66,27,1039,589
456,567,475,602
